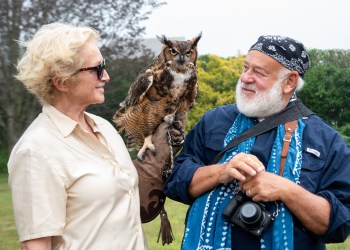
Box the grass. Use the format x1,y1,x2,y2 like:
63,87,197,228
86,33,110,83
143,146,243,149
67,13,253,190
0,174,20,250
143,199,188,250
0,173,349,250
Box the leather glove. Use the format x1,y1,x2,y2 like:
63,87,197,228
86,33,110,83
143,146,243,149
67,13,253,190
133,113,185,223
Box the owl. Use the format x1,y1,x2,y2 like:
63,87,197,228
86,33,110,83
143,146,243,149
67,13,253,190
113,33,202,160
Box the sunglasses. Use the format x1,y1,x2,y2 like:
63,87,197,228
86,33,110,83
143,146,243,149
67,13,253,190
78,58,106,80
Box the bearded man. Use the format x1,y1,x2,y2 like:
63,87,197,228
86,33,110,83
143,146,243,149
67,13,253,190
163,35,350,250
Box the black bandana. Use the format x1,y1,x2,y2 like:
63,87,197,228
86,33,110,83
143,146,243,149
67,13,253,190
249,35,310,78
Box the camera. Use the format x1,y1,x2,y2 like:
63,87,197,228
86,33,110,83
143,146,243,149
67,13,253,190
222,193,274,237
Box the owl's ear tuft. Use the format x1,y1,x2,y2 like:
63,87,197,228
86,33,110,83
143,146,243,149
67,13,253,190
191,32,202,47
157,35,172,47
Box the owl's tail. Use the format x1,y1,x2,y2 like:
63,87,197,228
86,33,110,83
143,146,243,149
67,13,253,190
112,107,127,130
113,107,144,151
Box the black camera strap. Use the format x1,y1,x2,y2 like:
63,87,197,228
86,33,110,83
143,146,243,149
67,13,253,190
210,99,314,165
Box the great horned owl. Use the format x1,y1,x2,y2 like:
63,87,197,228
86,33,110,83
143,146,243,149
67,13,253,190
113,33,202,160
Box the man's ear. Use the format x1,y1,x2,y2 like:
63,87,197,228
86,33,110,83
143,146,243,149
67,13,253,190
52,76,69,92
283,71,299,94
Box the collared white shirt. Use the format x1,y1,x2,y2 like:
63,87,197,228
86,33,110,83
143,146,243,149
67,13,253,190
8,104,147,250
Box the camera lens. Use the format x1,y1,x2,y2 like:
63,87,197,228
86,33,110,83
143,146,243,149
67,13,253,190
239,202,263,228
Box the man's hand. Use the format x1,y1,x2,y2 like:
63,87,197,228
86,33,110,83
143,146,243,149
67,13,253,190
218,152,265,184
240,170,331,235
188,152,265,199
240,171,287,202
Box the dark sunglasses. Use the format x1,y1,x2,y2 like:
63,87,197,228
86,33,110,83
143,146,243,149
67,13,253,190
78,58,106,80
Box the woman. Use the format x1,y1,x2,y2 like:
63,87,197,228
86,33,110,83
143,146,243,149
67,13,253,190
8,22,147,250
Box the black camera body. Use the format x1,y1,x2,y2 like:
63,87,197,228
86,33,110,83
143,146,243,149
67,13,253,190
222,193,274,236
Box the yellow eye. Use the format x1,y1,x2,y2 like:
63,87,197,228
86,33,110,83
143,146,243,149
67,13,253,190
186,50,192,57
170,48,177,56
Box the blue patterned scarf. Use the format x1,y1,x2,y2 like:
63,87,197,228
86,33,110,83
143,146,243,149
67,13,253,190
182,112,305,250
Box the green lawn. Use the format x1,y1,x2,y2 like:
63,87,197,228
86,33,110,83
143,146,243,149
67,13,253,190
0,174,20,250
0,173,349,250
143,199,188,250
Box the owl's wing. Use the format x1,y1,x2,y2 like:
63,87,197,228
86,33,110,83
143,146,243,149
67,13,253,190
124,69,154,107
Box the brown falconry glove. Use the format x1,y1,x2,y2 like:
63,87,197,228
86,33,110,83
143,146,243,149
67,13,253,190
132,113,185,245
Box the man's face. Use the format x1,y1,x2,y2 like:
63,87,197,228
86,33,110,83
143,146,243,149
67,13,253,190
236,51,290,118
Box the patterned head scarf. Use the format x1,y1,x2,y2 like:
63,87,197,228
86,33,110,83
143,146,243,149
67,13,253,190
249,35,310,78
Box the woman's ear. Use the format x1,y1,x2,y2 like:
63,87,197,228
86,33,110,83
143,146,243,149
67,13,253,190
283,71,299,94
52,76,69,92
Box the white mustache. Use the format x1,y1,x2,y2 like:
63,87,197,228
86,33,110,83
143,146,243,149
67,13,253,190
238,80,258,92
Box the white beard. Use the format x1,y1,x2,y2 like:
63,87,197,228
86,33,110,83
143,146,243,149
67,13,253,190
235,78,285,118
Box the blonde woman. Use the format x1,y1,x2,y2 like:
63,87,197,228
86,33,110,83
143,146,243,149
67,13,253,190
8,22,149,250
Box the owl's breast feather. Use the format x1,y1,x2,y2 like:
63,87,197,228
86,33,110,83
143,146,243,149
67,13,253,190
168,69,193,87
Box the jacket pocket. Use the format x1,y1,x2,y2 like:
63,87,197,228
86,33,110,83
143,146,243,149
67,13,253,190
300,148,325,192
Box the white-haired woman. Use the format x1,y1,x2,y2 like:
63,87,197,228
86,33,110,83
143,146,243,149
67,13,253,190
8,22,148,250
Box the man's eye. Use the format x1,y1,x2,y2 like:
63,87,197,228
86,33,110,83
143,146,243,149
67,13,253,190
255,70,265,76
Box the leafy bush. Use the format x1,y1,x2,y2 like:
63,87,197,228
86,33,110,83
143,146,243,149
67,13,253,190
186,55,244,130
336,124,350,145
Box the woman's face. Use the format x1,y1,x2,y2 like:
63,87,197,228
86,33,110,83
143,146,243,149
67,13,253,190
67,42,110,107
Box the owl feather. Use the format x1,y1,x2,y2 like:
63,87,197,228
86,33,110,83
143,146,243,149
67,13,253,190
113,33,202,160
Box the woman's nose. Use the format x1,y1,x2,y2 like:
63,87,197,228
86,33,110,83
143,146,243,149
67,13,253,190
102,69,110,82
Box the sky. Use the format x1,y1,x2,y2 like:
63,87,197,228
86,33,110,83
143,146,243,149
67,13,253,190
142,0,350,57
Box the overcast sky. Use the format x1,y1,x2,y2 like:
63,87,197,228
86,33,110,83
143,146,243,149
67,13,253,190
142,0,350,57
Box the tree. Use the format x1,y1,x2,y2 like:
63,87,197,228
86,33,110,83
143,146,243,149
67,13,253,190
0,0,163,154
187,55,244,129
299,49,350,127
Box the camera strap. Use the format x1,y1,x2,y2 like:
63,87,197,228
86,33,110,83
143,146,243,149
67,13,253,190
210,99,314,165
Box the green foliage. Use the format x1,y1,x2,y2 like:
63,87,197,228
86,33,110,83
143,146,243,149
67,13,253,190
187,55,244,130
308,49,350,68
335,124,350,145
299,49,350,128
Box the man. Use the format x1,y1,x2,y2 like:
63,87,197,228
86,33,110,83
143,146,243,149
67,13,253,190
163,35,350,250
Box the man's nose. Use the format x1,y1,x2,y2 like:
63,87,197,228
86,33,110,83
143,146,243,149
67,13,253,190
240,70,254,84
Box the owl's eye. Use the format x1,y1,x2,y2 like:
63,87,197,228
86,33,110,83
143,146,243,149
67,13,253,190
170,48,177,56
186,50,192,57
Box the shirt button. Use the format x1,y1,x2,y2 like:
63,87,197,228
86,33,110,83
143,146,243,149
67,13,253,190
111,161,117,166
128,190,133,195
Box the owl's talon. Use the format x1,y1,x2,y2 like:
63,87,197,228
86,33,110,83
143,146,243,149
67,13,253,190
164,114,175,125
149,144,156,153
137,152,144,161
137,135,155,160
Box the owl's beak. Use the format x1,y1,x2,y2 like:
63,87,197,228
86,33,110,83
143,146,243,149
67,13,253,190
179,54,185,65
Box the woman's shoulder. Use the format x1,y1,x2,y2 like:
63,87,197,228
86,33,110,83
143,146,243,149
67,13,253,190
11,115,61,154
